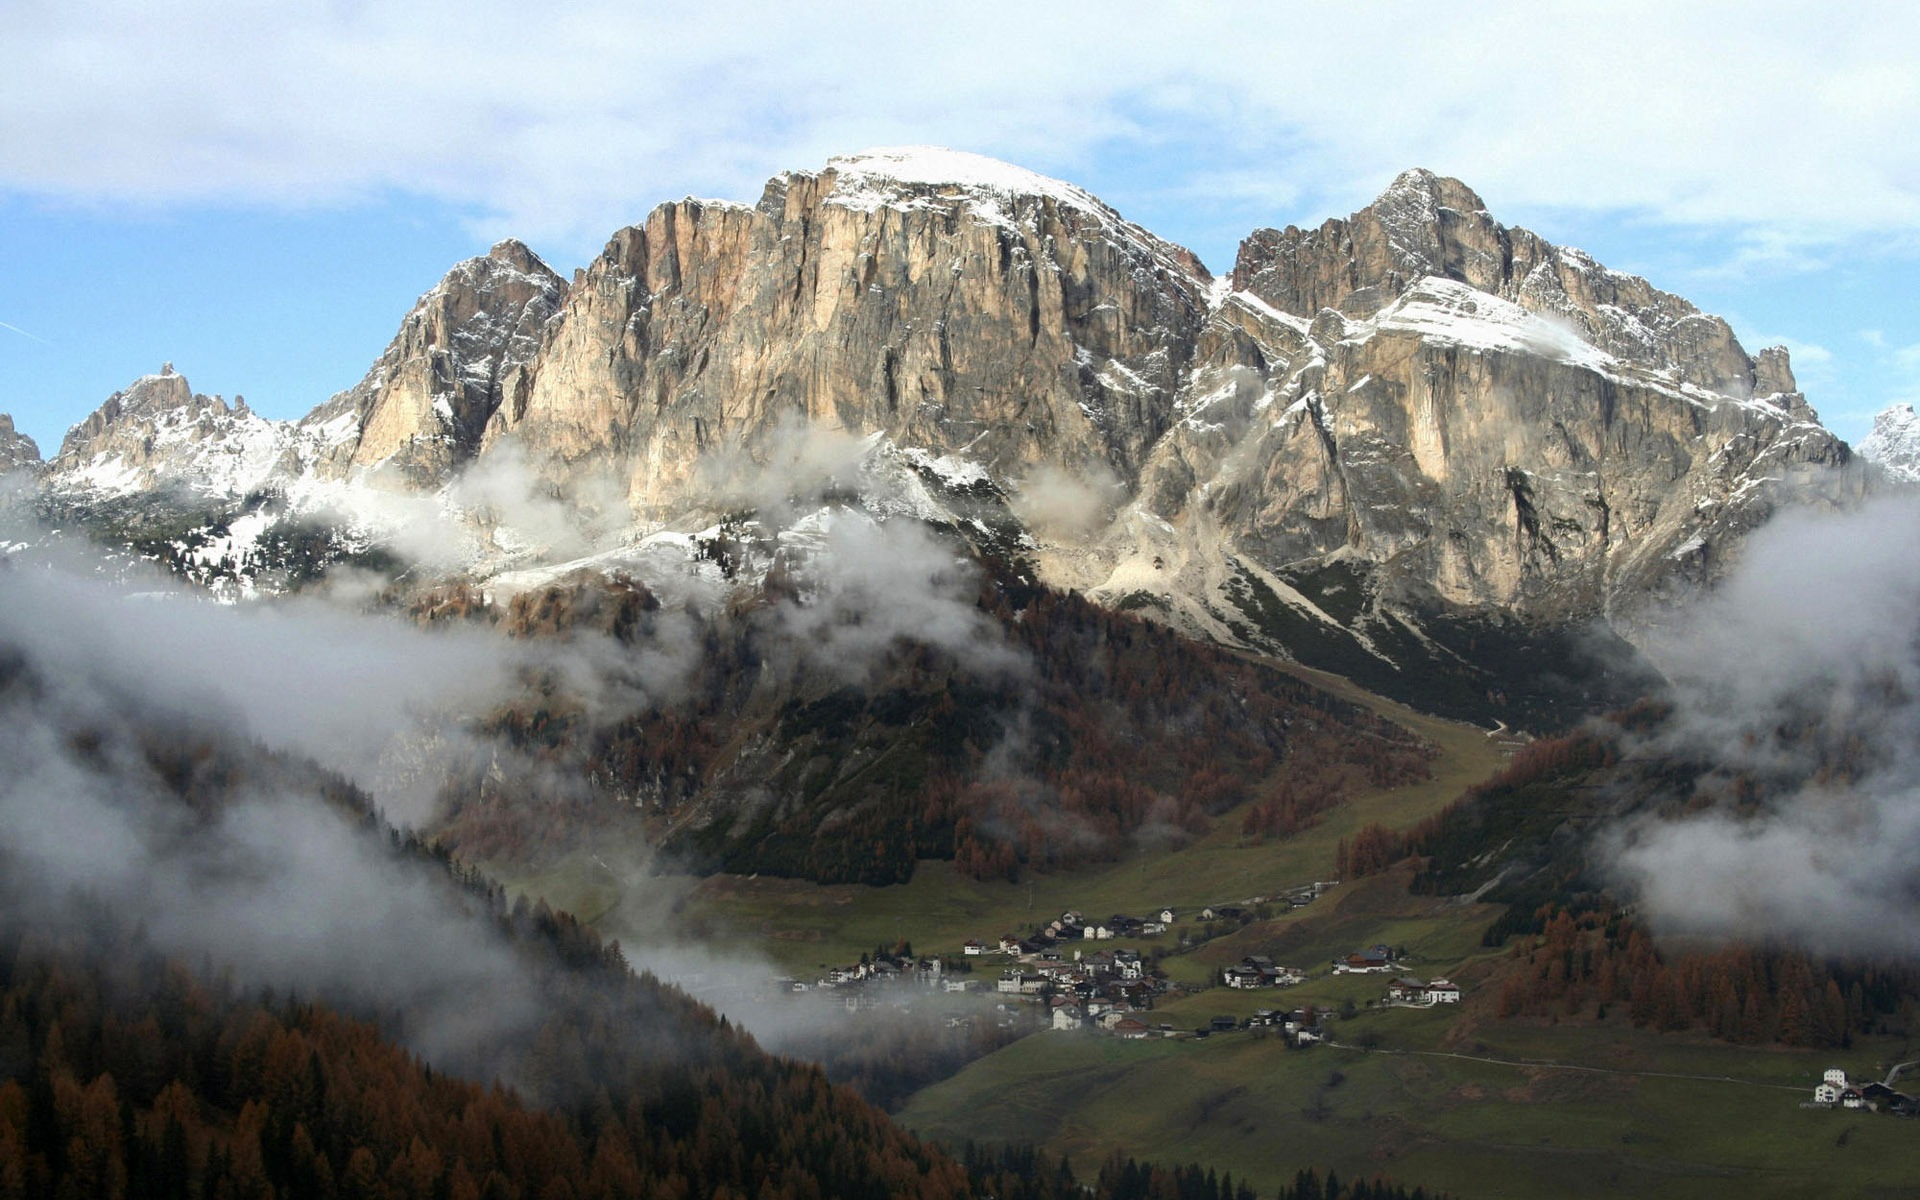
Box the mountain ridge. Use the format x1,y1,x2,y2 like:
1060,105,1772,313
17,148,1884,721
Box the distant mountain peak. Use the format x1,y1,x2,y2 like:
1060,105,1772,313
1374,167,1492,220
473,237,560,283
58,369,200,456
1859,401,1920,482
1232,168,1776,398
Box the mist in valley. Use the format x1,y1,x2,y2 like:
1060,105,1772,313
0,446,1043,1099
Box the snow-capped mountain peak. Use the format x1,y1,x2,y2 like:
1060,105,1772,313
824,146,1116,216
1859,402,1920,482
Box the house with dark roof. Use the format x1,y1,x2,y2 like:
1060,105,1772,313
1333,944,1395,974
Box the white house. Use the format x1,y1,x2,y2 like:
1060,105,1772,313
1425,979,1462,1004
1814,1067,1850,1104
1052,1004,1086,1031
963,939,986,956
1157,908,1176,924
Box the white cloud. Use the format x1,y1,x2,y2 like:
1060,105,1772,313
1611,496,1920,955
3,1,1918,256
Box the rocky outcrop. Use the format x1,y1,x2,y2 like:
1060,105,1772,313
1859,402,1920,482
0,414,39,474
305,240,567,485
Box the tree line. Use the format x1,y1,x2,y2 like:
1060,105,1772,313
416,567,1432,885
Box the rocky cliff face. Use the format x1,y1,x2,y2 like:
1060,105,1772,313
1859,402,1920,482
0,414,38,474
1123,248,1852,630
26,150,1874,720
485,148,1211,507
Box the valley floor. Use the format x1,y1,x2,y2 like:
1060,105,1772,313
497,664,1919,1200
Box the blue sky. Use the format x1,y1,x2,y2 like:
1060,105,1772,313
3,1,1917,453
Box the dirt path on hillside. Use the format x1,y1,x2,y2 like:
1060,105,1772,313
1327,1040,1806,1092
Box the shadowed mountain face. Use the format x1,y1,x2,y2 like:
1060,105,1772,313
14,149,1883,723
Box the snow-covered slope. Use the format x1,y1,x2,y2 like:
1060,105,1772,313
821,146,1208,284
49,367,345,497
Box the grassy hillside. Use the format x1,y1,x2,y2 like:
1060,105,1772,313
891,862,1919,1200
896,1026,1918,1200
581,676,1509,977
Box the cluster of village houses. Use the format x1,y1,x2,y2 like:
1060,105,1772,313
778,923,1913,1116
1324,945,1461,1006
956,902,1377,1044
1810,1068,1919,1116
785,892,1475,1048
972,909,1175,1035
